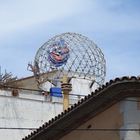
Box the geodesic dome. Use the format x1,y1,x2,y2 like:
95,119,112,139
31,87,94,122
34,32,106,87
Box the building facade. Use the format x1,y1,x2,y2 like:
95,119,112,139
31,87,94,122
23,76,140,140
0,74,95,140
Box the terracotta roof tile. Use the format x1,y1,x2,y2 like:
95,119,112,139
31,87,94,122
23,76,140,140
137,75,140,79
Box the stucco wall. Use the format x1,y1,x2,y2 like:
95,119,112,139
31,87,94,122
0,90,63,140
120,97,140,140
60,102,124,140
60,97,140,140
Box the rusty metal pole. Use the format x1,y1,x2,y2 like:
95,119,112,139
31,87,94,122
61,75,72,112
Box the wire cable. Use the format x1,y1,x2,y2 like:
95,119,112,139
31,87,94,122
0,127,140,131
1,85,140,103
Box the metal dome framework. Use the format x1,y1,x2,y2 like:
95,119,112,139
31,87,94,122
34,32,106,87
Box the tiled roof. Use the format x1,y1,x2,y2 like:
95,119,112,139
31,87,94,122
23,76,140,140
17,70,59,82
17,75,34,81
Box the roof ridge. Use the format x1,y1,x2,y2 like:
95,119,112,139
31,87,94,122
23,76,140,140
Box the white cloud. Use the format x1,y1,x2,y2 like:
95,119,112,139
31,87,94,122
71,0,140,33
0,0,87,37
0,0,140,80
1,0,140,38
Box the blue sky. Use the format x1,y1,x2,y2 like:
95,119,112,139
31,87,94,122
0,0,140,83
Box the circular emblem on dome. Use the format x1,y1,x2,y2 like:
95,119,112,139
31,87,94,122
48,38,70,67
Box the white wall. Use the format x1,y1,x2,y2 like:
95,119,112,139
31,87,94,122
70,78,96,100
0,90,63,140
120,97,140,140
0,77,97,140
